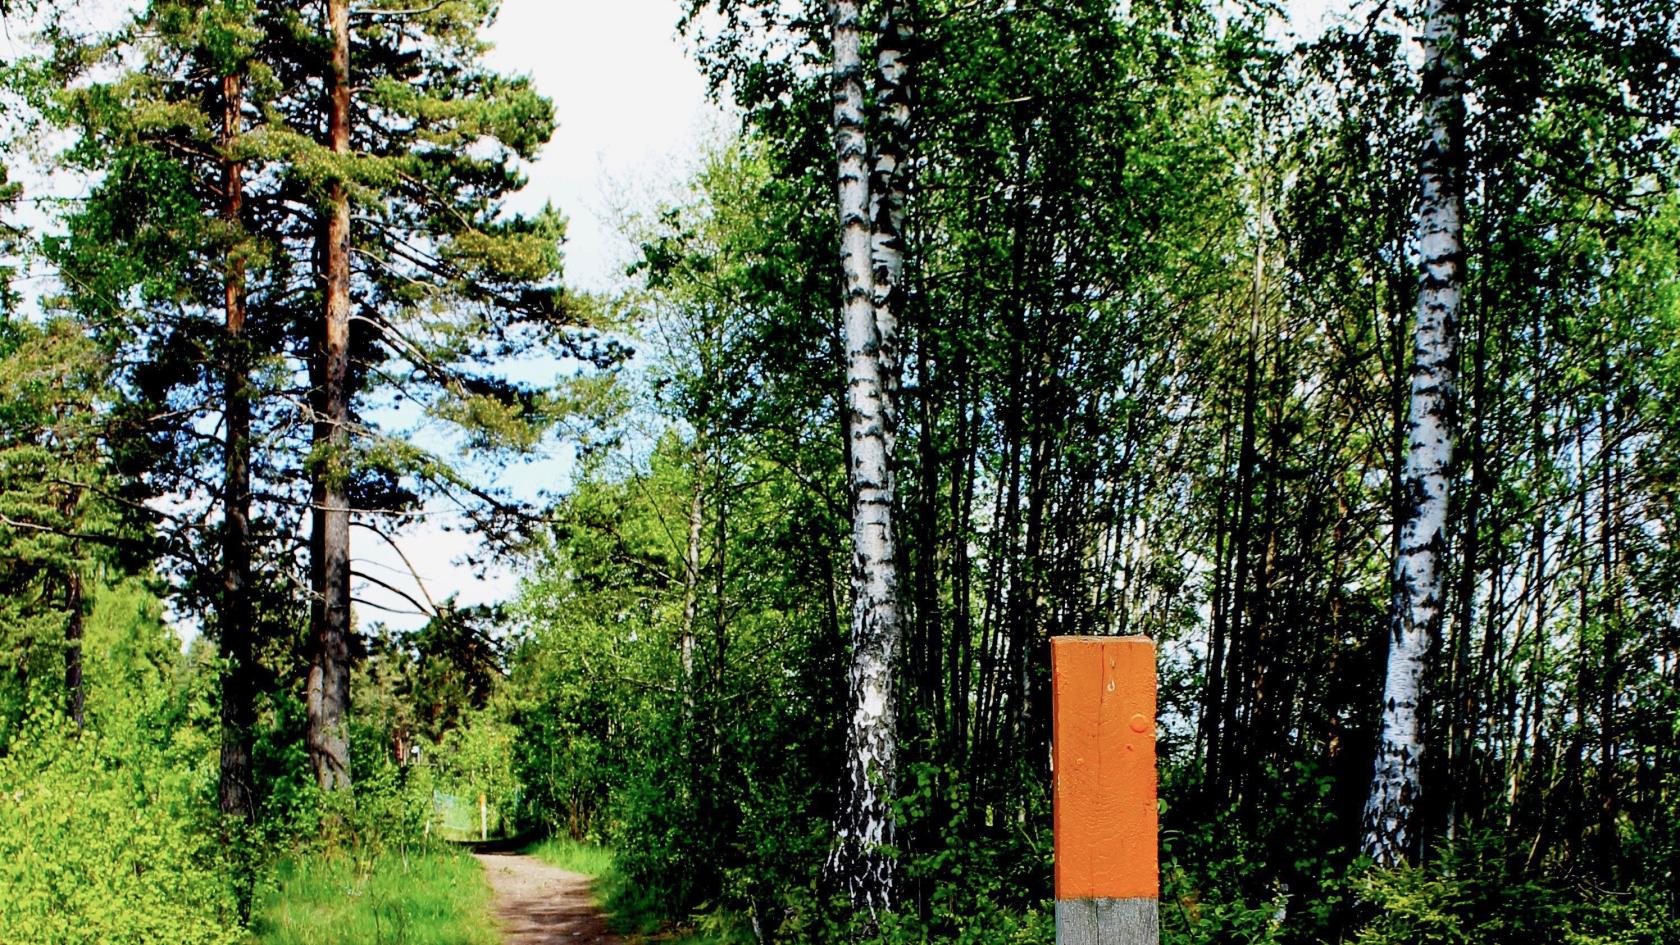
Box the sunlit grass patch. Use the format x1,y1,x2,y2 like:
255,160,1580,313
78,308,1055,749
252,849,496,945
524,836,616,877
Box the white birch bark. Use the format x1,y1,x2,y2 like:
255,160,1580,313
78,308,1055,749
869,3,912,455
825,0,902,920
1362,0,1467,867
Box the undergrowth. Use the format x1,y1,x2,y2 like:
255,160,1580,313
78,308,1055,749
251,849,496,945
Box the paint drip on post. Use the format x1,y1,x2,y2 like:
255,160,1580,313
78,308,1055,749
1052,636,1159,945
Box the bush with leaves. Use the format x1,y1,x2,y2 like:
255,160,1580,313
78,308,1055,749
1350,837,1680,945
0,712,242,945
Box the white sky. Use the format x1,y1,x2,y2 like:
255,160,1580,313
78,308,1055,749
482,0,724,292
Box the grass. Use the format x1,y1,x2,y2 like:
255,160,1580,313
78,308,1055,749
524,836,616,877
251,849,497,945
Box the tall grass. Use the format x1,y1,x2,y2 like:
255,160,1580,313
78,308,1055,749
252,850,496,945
524,837,616,877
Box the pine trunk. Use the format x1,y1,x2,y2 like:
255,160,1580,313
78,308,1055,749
219,70,258,820
307,0,354,793
825,0,902,921
65,570,84,728
1362,0,1466,867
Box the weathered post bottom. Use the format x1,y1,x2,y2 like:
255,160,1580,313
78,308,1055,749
1055,898,1159,945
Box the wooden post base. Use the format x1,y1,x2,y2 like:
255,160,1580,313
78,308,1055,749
1052,636,1158,945
1055,899,1159,945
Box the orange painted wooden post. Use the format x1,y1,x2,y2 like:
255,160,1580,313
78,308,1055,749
1052,635,1158,945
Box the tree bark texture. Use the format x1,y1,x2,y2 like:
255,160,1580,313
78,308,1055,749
869,1,912,453
681,472,703,701
1363,0,1466,867
307,0,354,793
219,69,258,819
825,0,906,921
64,570,84,728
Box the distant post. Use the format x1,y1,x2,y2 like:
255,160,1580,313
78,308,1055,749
480,793,488,842
1052,636,1158,945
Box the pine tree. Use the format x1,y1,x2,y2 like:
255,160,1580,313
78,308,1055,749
51,0,608,796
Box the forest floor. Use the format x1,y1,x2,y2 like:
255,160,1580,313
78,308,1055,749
476,853,620,945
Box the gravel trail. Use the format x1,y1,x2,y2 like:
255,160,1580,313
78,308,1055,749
475,853,619,945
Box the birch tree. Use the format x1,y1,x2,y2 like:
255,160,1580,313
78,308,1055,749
826,0,909,919
1362,0,1468,866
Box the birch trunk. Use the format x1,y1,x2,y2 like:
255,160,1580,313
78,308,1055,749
1362,0,1466,867
218,70,258,820
825,0,902,920
869,1,912,452
307,0,354,793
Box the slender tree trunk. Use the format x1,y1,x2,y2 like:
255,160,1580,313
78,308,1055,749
64,570,84,728
1201,408,1232,789
1222,312,1262,805
680,467,703,697
218,70,258,820
307,0,354,793
825,0,902,920
1362,0,1466,867
1446,290,1488,844
1595,341,1619,877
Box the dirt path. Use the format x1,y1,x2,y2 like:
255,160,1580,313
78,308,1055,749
475,853,620,945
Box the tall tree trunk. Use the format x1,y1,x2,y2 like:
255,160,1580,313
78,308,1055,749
1220,304,1262,805
219,70,258,820
1362,0,1466,867
680,467,703,699
1595,340,1619,877
825,0,903,920
64,570,84,728
1445,286,1488,845
307,0,354,793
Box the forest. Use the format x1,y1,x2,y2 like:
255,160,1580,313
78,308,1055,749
1,0,1678,943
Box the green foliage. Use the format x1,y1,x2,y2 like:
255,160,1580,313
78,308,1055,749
1350,843,1680,945
0,1,1675,944
526,836,616,877
0,567,244,945
251,850,496,945
509,419,843,937
434,708,521,837
0,316,137,731
0,713,240,945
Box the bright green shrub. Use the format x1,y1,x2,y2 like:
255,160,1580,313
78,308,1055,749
0,714,242,945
